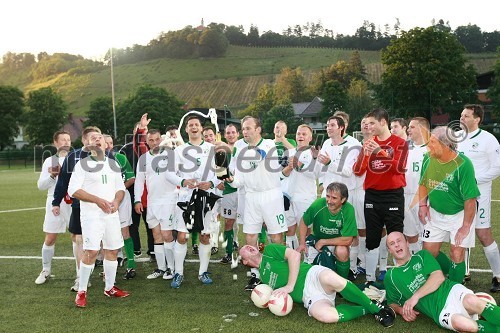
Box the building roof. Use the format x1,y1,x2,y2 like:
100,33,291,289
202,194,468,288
293,96,323,117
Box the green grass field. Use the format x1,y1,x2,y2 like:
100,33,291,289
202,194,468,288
0,169,499,333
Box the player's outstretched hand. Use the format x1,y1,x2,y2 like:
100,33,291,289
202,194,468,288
272,285,293,298
52,206,60,216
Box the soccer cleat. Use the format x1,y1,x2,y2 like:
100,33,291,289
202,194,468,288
233,241,239,252
163,268,174,280
117,257,124,267
374,302,396,328
171,273,184,289
491,277,500,293
463,273,472,284
199,272,213,285
35,270,51,285
75,291,87,308
104,286,130,298
211,247,219,255
244,273,261,291
147,269,165,279
95,259,103,267
378,270,387,281
192,245,199,255
220,253,231,264
356,266,366,276
123,268,136,280
133,251,142,257
347,269,357,282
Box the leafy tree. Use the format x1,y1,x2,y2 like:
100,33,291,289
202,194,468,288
224,25,247,45
262,101,300,135
376,26,477,120
318,80,349,122
116,85,184,143
0,85,24,150
487,50,500,118
274,67,310,103
84,97,115,136
454,24,484,53
198,28,229,57
24,87,67,145
238,83,275,120
345,79,374,127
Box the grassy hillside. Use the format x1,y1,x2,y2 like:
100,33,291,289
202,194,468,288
5,45,498,116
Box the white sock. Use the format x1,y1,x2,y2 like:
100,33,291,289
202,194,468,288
233,222,239,239
103,259,118,291
198,243,211,275
154,244,167,271
285,235,298,249
465,248,471,275
174,241,187,275
78,262,94,292
251,267,260,278
42,244,55,272
358,236,366,268
379,236,388,271
350,244,359,271
365,247,379,282
72,242,80,277
163,241,175,271
409,241,421,255
484,242,500,277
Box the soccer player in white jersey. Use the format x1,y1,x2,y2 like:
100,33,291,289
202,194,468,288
404,117,430,254
281,124,320,249
458,104,500,292
134,129,192,281
390,118,408,141
317,116,361,200
35,131,72,285
226,116,288,290
68,132,129,308
170,116,218,288
333,111,361,147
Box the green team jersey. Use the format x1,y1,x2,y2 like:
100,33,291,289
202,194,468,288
223,146,237,195
259,244,312,303
419,152,480,215
114,153,135,182
275,138,297,158
303,199,358,239
386,250,459,326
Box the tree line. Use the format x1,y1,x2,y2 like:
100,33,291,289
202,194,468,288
1,25,500,150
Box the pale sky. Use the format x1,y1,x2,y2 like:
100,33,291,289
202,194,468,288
1,0,498,61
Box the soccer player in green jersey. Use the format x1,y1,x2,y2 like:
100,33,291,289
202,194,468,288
296,182,357,279
386,232,500,332
418,126,481,284
239,243,396,327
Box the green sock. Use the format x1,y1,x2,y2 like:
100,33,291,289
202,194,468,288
449,261,465,283
335,304,367,323
436,251,451,275
339,280,380,314
224,230,234,255
336,259,350,279
476,320,499,333
192,232,199,247
124,238,136,269
258,227,267,244
480,302,500,326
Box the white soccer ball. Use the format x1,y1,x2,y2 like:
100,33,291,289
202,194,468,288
251,284,273,308
268,293,293,316
475,292,497,306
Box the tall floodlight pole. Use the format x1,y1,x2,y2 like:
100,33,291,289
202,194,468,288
110,48,118,139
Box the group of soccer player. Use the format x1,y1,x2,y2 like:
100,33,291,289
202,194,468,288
34,105,500,330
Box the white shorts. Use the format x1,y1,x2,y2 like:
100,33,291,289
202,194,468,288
43,196,71,234
422,208,475,248
174,205,216,235
221,191,238,219
243,188,287,235
438,284,477,331
119,191,132,228
352,188,365,229
476,183,491,229
288,199,314,227
237,189,245,225
403,193,421,237
81,212,123,251
303,265,336,315
146,203,177,231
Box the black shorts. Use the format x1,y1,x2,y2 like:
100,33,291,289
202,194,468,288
68,207,82,235
364,188,404,249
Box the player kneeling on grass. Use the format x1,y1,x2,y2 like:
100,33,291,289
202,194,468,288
68,133,130,308
385,232,500,333
239,243,396,327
